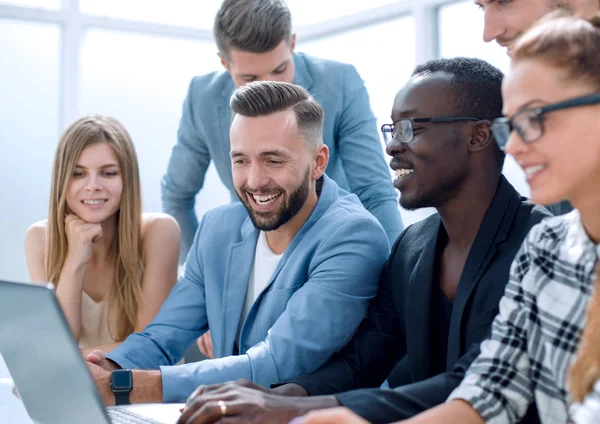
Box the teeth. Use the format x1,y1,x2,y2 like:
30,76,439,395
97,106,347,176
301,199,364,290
524,165,545,178
83,200,105,205
252,193,280,205
395,169,414,178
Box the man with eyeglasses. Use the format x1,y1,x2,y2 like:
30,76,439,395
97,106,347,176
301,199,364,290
174,58,551,424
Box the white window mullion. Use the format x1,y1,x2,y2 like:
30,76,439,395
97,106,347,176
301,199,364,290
59,0,81,130
412,0,437,65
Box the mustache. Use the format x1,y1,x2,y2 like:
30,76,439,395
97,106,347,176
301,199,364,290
242,185,283,195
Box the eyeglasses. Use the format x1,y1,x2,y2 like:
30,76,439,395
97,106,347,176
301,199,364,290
380,117,481,146
491,92,600,150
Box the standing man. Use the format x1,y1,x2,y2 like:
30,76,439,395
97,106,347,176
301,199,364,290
162,0,402,262
475,0,599,215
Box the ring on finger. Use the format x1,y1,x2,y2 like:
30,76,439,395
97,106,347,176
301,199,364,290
218,400,227,416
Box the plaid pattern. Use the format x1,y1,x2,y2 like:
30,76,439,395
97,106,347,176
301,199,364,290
448,211,599,424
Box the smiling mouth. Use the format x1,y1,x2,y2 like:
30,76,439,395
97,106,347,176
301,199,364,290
524,164,546,179
81,200,107,205
248,192,282,206
395,169,414,179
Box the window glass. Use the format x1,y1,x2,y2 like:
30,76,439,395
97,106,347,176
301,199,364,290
300,16,436,225
80,0,401,29
80,29,229,224
0,19,60,282
438,0,528,197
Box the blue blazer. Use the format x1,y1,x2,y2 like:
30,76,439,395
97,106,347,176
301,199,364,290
108,175,390,402
161,53,403,256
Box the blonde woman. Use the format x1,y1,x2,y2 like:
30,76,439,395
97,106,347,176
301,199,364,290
24,115,180,355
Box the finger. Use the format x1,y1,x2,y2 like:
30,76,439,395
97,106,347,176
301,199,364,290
179,399,224,424
191,382,234,398
198,335,209,357
86,349,105,364
90,225,103,243
206,335,214,359
187,386,210,405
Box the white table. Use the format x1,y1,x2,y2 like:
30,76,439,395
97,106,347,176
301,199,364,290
0,354,32,424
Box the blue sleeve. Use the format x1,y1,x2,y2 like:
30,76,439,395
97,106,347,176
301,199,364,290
336,65,403,245
161,77,211,263
106,217,208,370
159,216,390,402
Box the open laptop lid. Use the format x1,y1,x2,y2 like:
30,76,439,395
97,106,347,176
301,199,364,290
0,279,110,424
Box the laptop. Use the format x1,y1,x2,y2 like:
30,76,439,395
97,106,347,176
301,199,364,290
0,279,184,424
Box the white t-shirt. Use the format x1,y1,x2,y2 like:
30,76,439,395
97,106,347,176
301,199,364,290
236,231,284,345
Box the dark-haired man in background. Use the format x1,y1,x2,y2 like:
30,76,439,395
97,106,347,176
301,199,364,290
176,57,550,424
162,0,403,261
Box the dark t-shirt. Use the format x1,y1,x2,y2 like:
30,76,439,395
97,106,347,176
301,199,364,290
429,231,454,376
429,281,453,376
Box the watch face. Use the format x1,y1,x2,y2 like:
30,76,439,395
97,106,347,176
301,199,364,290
111,370,132,390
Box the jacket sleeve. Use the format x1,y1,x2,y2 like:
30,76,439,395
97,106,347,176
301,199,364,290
335,65,403,245
161,76,212,262
157,215,390,402
277,233,407,396
335,338,482,423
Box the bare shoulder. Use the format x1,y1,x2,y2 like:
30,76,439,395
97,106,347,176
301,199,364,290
25,219,48,249
141,213,180,249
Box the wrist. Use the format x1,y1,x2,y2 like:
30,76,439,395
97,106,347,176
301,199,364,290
273,383,309,397
130,370,163,404
269,394,340,421
63,254,88,275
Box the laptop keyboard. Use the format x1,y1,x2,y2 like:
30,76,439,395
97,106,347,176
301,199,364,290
107,407,164,424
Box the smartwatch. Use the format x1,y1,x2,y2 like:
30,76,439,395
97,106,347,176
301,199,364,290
109,369,133,406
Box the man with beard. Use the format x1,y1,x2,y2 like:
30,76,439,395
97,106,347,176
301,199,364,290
85,81,389,406
174,58,551,424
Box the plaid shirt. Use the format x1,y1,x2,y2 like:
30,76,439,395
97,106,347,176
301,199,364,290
448,211,599,424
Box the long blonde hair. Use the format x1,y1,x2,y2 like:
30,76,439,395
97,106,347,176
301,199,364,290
569,270,600,402
46,115,143,342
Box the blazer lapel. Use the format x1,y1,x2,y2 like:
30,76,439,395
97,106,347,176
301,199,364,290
446,176,521,367
407,216,441,382
220,218,259,356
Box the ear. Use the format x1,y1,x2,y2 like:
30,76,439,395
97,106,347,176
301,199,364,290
290,33,296,52
217,52,229,70
312,144,329,180
468,120,493,153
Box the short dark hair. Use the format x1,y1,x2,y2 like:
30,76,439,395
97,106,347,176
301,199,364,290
411,57,506,169
230,81,324,145
214,0,292,60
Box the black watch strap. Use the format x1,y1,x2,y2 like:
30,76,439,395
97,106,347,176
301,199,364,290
114,391,130,406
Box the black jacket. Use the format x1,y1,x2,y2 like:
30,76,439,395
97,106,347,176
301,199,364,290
282,177,550,423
